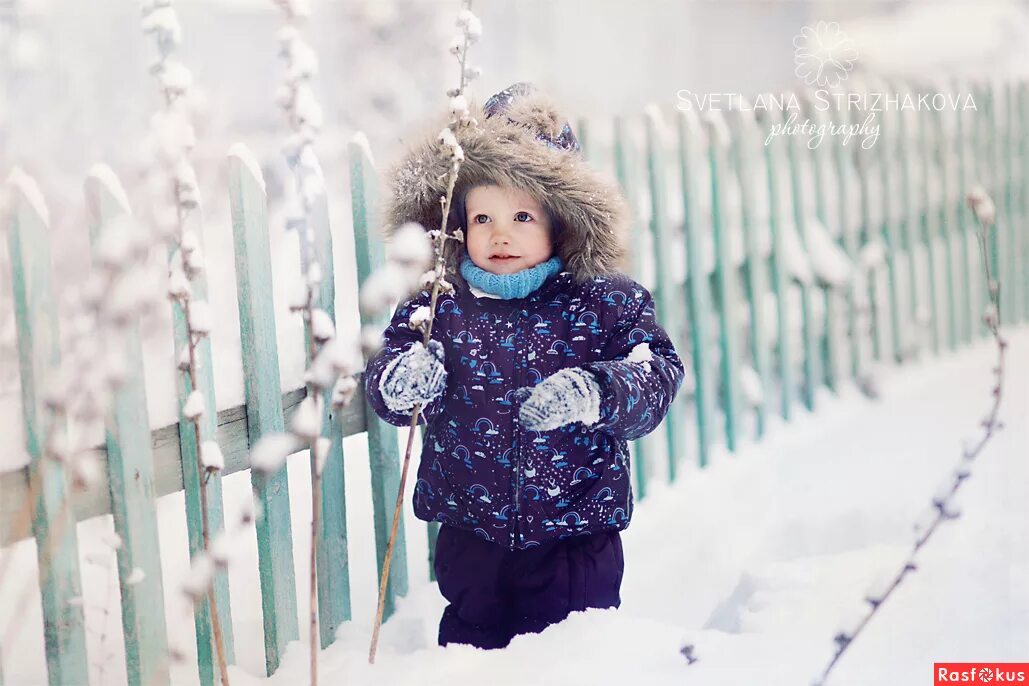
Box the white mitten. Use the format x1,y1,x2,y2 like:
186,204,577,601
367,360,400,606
518,367,602,432
379,340,447,413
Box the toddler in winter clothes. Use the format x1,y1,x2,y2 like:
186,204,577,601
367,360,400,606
365,83,685,650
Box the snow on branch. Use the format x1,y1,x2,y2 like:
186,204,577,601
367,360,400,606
366,0,482,666
811,187,1009,685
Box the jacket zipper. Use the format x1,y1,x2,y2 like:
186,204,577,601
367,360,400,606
510,307,528,551
511,406,521,550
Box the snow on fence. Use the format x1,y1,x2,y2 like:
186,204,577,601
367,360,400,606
2,78,1028,685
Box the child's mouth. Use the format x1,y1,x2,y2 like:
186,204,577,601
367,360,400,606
490,255,519,262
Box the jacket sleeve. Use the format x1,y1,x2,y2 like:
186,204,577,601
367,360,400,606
581,285,685,441
363,289,448,428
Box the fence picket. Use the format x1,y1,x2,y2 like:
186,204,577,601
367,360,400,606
704,112,741,451
5,168,90,686
730,109,771,439
84,166,170,686
348,134,411,612
612,117,655,496
644,109,687,477
226,146,299,674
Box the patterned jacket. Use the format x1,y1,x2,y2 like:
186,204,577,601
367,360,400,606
364,271,684,549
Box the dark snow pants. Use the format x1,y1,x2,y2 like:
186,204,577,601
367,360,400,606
433,524,624,649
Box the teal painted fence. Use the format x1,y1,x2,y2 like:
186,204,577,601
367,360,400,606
2,77,1028,685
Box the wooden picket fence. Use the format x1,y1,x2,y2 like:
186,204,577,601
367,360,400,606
1,78,1027,686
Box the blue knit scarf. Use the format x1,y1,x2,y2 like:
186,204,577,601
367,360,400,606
459,254,563,300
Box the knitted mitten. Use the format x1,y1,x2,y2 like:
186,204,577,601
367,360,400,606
518,367,601,432
379,340,447,413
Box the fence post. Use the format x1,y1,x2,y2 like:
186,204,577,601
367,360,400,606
852,106,882,368
877,96,906,362
84,166,170,686
915,99,942,356
676,109,715,465
5,168,90,686
613,117,655,496
348,134,412,610
226,146,300,673
644,107,688,477
302,156,353,649
1001,81,1020,324
835,101,867,379
953,81,976,345
785,114,819,410
730,106,771,440
806,97,843,391
930,100,959,352
168,191,236,686
703,111,741,451
759,108,795,421
1021,82,1029,323
896,93,922,354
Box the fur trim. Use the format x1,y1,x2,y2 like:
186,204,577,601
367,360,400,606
383,91,629,286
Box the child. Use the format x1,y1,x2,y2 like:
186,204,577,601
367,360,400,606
365,82,685,650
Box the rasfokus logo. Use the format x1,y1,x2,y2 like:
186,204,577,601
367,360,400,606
793,21,857,88
934,662,1029,684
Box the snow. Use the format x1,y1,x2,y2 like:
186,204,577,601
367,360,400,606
292,84,324,130
140,6,183,47
389,222,433,270
228,143,268,195
6,166,51,227
781,220,814,285
859,239,887,270
159,60,194,93
966,185,996,226
456,9,482,42
738,364,764,407
408,305,431,329
2,326,1027,684
309,308,335,342
86,164,132,215
290,396,321,440
182,390,205,419
249,433,295,474
350,131,375,166
188,300,212,335
201,440,225,471
804,217,853,288
626,342,653,373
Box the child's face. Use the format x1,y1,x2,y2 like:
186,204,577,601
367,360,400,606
464,184,554,275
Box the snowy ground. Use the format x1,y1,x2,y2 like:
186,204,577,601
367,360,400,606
4,324,1025,686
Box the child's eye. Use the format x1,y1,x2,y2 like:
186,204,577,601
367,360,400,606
514,211,533,222
473,214,490,224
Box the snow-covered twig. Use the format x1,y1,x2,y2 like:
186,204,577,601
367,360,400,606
366,0,480,666
269,3,365,682
86,529,127,686
812,187,1007,685
140,2,231,682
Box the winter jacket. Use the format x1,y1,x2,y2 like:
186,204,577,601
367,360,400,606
365,85,684,549
364,272,685,549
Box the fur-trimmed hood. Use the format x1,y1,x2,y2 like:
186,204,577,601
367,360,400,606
382,87,630,286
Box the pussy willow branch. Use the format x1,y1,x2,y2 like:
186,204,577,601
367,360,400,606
144,0,233,677
813,201,1006,686
368,2,474,665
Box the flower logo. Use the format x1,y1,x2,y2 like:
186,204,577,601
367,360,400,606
793,21,858,88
